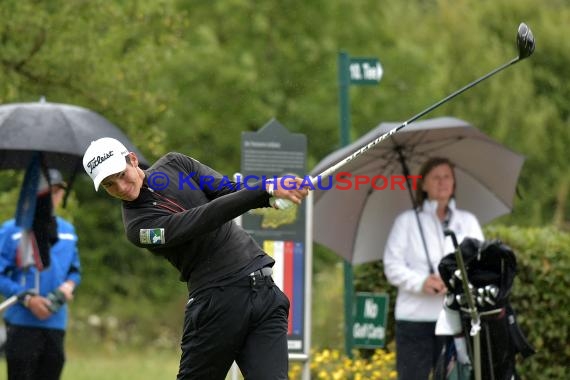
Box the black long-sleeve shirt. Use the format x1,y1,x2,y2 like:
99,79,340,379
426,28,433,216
121,152,274,292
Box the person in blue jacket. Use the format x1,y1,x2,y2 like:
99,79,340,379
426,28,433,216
0,169,81,380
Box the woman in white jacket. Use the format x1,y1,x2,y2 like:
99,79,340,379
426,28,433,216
383,157,483,380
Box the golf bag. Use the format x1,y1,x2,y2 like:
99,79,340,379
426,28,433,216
436,238,534,380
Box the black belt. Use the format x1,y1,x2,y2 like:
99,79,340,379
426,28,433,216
187,267,274,293
248,267,273,286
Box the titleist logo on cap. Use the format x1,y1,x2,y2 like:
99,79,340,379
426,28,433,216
87,150,114,174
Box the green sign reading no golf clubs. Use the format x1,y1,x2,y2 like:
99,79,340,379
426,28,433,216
352,292,389,348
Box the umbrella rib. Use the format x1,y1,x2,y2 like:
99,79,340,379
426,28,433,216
0,107,20,132
348,137,463,176
349,151,399,176
388,129,428,148
0,107,28,152
365,136,463,160
58,107,82,156
346,135,512,185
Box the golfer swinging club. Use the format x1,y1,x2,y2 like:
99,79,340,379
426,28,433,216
82,137,309,379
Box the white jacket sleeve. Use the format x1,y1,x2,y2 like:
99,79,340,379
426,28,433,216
383,213,426,294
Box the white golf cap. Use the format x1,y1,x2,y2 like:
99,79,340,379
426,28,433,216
82,137,130,190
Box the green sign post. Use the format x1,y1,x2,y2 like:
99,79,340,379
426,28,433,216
338,51,382,357
353,293,389,348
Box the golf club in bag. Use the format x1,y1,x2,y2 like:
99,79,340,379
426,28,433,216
272,22,535,210
437,232,535,380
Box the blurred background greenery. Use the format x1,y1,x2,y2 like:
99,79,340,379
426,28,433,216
0,0,568,378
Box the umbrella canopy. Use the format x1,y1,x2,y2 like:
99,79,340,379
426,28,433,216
0,99,149,174
310,117,525,265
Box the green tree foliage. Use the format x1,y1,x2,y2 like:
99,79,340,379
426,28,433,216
0,0,568,345
1,0,568,223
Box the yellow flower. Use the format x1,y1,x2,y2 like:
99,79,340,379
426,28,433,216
332,369,345,379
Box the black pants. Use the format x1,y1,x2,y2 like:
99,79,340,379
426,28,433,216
395,320,445,380
177,275,290,380
5,324,65,380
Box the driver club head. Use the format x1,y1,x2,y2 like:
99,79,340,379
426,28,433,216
517,22,535,59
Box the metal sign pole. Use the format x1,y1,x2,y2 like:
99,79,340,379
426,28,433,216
338,50,355,358
338,51,383,357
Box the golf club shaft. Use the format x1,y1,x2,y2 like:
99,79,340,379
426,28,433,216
314,56,521,183
444,229,482,380
273,56,522,210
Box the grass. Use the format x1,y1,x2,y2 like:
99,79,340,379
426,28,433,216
0,349,180,380
0,349,250,379
64,351,179,380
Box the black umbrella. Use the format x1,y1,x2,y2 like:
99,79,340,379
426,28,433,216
0,98,149,175
0,99,149,311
